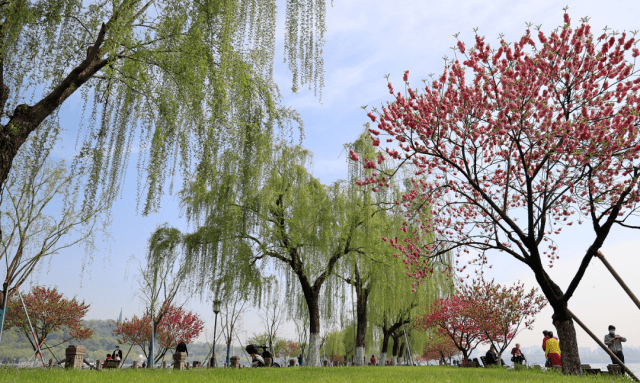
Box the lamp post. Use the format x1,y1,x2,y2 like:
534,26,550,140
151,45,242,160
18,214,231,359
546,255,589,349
210,300,221,368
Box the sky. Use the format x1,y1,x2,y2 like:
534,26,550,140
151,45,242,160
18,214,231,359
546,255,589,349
10,0,640,358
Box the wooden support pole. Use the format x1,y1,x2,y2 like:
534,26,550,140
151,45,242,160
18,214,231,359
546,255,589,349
597,252,640,311
567,309,638,382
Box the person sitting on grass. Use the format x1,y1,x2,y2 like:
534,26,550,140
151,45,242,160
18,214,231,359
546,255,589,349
485,345,499,366
511,343,525,365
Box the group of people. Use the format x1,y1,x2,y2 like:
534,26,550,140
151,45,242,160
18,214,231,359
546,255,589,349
541,325,627,369
542,330,561,367
102,345,124,367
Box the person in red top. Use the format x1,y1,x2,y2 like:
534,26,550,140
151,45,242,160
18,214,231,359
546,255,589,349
102,354,113,368
511,343,525,365
370,355,377,365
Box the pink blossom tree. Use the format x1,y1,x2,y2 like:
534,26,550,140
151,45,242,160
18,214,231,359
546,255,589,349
464,279,546,362
358,11,640,374
417,296,482,363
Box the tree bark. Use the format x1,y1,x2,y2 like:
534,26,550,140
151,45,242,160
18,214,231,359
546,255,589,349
352,270,370,366
0,24,109,191
554,315,581,375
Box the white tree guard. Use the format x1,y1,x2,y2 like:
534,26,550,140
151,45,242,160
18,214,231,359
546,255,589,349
307,333,321,367
355,346,365,366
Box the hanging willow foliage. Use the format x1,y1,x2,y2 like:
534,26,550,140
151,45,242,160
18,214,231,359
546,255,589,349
0,0,328,215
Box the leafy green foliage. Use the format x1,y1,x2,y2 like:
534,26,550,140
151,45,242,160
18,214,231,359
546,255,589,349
0,0,327,213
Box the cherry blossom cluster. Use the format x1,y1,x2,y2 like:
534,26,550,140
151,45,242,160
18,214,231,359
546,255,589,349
417,278,546,360
354,13,640,283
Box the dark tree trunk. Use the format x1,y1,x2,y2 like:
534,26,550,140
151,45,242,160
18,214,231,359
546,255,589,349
530,258,583,375
554,314,581,375
391,332,403,358
0,24,110,190
353,269,370,351
381,325,391,354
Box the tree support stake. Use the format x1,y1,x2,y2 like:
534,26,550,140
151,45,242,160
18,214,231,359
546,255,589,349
567,309,638,382
597,252,640,311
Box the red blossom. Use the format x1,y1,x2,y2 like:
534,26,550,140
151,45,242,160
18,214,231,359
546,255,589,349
112,305,204,363
5,286,92,352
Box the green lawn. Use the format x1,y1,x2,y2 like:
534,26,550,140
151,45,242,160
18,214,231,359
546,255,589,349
0,366,627,383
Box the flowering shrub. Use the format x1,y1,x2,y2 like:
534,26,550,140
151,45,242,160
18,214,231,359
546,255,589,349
5,286,92,351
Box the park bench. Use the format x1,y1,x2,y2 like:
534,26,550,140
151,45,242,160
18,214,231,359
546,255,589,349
104,360,120,369
580,364,601,375
480,356,505,367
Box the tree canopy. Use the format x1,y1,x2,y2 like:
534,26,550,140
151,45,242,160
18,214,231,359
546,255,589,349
0,0,329,215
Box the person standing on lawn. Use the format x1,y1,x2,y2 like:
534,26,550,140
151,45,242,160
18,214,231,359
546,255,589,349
545,331,562,367
604,325,627,365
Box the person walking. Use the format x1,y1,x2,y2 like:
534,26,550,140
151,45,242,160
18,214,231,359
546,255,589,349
604,325,627,366
545,331,562,367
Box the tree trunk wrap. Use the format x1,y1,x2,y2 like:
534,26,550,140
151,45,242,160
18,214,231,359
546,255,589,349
307,333,320,367
355,346,364,366
554,317,582,375
380,352,387,366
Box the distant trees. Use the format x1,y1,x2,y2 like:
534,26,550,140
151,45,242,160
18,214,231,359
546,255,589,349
0,148,105,344
418,278,545,363
112,305,204,364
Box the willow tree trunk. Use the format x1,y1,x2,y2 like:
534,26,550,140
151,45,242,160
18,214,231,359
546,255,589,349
354,282,370,366
390,333,403,366
299,277,321,367
0,26,110,192
380,326,391,366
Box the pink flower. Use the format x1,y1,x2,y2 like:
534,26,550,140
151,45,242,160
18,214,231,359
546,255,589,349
349,149,359,161
403,70,410,82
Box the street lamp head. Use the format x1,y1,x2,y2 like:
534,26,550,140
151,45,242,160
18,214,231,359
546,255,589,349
213,300,222,314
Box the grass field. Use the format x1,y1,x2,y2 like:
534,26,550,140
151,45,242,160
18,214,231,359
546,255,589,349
0,366,630,383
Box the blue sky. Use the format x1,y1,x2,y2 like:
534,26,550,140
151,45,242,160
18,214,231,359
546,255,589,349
13,0,640,355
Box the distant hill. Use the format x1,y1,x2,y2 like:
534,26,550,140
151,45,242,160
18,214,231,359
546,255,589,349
0,319,251,365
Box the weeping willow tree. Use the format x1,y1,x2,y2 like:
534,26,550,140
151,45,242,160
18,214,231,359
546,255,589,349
367,260,451,366
333,130,452,366
162,144,362,366
0,0,329,216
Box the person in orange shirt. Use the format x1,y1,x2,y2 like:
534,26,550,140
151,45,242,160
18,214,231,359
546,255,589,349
545,331,562,367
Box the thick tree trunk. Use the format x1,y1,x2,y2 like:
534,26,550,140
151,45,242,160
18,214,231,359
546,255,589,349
381,328,391,354
530,259,583,375
0,25,110,191
391,335,401,366
302,286,321,367
554,315,582,375
354,280,369,366
398,343,405,365
355,346,364,366
380,351,387,366
307,333,320,367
